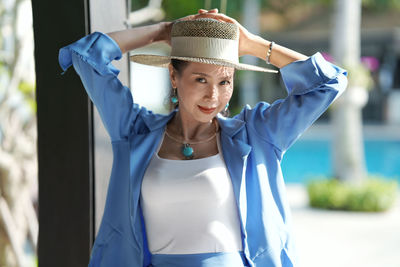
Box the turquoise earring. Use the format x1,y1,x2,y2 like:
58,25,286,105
171,88,178,104
224,103,229,112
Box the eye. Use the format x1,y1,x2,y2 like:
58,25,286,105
220,80,231,86
196,78,206,83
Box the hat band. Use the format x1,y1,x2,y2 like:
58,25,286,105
171,36,239,63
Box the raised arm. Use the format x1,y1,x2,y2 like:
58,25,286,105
106,9,219,53
244,35,308,68
58,21,174,141
245,54,347,153
194,11,308,68
242,24,347,152
59,32,137,142
107,23,170,54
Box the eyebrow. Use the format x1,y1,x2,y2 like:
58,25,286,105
191,72,233,79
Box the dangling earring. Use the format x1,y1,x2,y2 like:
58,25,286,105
224,102,229,112
171,87,178,104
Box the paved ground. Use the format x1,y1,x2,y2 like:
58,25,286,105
286,184,400,267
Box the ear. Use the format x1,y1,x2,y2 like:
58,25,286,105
168,63,177,88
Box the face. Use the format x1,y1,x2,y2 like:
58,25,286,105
169,62,234,123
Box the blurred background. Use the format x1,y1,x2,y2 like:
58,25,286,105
1,0,399,266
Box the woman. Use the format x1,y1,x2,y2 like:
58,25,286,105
59,9,347,267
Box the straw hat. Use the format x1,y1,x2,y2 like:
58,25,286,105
130,18,278,73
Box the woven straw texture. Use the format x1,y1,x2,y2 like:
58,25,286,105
171,18,238,40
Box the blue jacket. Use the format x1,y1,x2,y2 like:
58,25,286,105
59,32,347,267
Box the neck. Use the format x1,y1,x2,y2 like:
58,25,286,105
169,111,217,141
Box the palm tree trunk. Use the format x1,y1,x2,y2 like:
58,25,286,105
330,0,368,184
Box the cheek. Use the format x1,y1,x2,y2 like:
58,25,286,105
178,83,202,104
221,87,233,102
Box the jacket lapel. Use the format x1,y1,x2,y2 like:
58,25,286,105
128,111,175,250
217,115,252,228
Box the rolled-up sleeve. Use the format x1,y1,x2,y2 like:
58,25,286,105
59,32,140,141
245,52,348,153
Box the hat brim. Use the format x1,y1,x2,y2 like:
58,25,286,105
130,54,278,73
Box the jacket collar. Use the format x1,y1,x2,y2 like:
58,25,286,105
216,113,246,138
142,109,176,132
142,109,246,138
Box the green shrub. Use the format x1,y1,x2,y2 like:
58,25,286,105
307,177,398,212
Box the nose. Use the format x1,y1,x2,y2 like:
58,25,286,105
204,84,218,101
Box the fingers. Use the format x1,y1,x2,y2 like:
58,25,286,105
198,8,218,14
182,9,227,23
196,12,235,24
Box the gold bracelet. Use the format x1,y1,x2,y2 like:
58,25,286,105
265,41,274,64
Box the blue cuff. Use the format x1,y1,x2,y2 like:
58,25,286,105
280,52,347,95
58,32,122,75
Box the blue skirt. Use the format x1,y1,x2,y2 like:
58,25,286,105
150,251,249,267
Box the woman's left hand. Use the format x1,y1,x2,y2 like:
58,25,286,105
161,9,219,45
195,10,256,56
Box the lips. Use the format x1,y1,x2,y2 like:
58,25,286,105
198,105,217,114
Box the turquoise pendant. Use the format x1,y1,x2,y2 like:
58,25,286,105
182,144,194,159
171,96,178,104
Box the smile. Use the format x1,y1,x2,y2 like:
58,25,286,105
198,105,217,114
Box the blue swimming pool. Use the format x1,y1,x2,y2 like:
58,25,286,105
281,139,400,183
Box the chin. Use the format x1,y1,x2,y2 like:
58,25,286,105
195,111,218,123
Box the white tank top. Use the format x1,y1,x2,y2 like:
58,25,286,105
140,132,243,254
